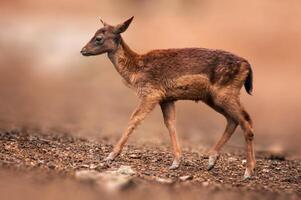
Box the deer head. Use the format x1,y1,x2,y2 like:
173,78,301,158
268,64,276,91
81,16,134,56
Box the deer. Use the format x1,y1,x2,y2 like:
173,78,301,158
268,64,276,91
81,17,256,179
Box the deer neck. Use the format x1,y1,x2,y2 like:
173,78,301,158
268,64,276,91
108,38,139,84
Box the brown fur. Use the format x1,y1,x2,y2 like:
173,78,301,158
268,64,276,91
81,17,256,178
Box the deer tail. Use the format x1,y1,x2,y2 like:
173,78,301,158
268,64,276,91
244,64,253,95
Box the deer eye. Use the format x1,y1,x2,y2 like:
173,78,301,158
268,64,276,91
95,36,104,44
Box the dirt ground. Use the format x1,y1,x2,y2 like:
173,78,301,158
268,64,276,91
0,130,300,200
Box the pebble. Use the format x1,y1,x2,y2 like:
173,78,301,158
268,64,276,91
275,167,281,171
155,177,173,184
89,164,97,169
117,166,136,175
75,170,101,181
89,163,108,170
79,164,90,168
47,162,56,169
129,154,141,159
75,167,135,191
202,181,209,187
228,157,237,162
179,175,193,181
97,171,134,191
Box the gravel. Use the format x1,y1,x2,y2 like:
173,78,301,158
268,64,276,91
0,131,300,200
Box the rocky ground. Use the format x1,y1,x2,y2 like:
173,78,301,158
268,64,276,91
0,131,300,200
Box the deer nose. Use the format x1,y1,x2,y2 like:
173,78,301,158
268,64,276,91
80,47,87,54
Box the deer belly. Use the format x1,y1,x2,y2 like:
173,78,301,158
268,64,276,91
166,74,211,100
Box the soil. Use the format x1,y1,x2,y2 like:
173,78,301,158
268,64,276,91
0,131,300,200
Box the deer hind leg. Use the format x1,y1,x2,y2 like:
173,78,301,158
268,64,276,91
104,98,158,161
160,101,182,170
207,115,238,170
225,102,255,179
239,107,256,179
206,94,255,178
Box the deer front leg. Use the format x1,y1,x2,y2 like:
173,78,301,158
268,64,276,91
160,101,182,170
104,98,158,161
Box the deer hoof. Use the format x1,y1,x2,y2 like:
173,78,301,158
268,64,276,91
103,152,116,162
243,168,253,180
169,160,180,170
207,154,218,171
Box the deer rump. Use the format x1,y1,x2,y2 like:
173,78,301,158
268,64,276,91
142,48,253,96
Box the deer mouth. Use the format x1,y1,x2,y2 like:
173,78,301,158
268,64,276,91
81,50,94,56
80,47,95,56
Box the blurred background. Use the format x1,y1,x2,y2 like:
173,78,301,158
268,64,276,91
0,0,301,155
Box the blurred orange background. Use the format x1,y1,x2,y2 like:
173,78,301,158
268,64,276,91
0,0,300,155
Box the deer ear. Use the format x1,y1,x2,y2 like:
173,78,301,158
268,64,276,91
99,18,108,27
113,16,134,34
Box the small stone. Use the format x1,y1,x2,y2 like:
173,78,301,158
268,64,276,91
94,163,110,170
47,162,56,169
155,177,173,184
275,167,281,171
202,181,209,187
179,175,193,181
75,170,101,181
129,154,141,159
97,171,134,191
38,160,45,164
75,169,134,191
117,166,135,176
79,164,90,168
262,169,269,173
228,157,237,162
242,159,247,164
89,164,97,169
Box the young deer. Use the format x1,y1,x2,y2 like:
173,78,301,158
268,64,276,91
81,17,255,179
